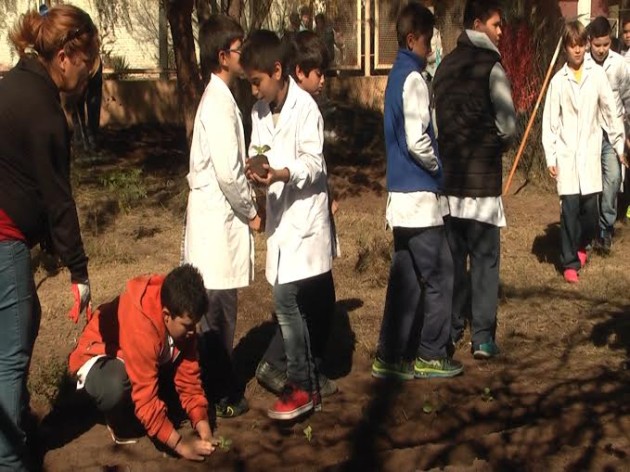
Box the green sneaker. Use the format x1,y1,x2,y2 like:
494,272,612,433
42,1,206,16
215,396,249,418
414,357,464,378
371,357,414,380
473,341,500,360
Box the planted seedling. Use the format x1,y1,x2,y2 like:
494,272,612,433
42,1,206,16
249,144,271,178
481,387,494,402
422,400,434,415
303,425,313,442
216,435,233,451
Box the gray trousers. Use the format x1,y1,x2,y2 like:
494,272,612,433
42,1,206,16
377,226,453,361
561,194,598,270
198,289,239,401
445,217,500,348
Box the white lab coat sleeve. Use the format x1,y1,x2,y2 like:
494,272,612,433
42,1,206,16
203,105,256,221
618,60,630,136
286,106,326,190
542,78,560,168
598,70,625,158
249,107,262,158
402,72,439,174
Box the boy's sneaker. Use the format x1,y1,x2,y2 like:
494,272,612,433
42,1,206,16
268,384,314,420
563,268,579,284
414,357,463,378
371,357,414,381
472,341,501,360
215,396,249,418
601,232,612,255
256,361,287,395
577,248,588,268
317,374,339,397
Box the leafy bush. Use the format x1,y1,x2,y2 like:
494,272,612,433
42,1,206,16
101,168,147,212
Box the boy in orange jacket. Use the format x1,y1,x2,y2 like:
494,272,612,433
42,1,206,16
68,265,215,462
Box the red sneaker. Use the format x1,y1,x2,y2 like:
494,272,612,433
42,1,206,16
563,268,579,284
577,249,588,268
268,384,314,420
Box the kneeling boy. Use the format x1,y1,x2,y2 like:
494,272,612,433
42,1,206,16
68,265,215,462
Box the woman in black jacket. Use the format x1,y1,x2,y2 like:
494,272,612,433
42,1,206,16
0,5,99,470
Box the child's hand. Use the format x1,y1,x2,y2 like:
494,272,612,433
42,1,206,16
331,199,339,215
249,164,289,187
176,437,215,461
620,154,629,168
548,166,558,180
249,213,263,232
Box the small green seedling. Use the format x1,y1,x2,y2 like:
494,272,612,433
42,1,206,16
253,144,271,155
303,425,313,442
216,435,232,451
481,387,494,402
249,145,271,177
422,400,434,414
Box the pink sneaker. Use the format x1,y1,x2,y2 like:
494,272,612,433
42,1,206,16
563,269,579,284
577,249,587,268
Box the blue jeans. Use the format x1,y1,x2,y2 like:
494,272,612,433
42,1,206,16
377,226,453,361
0,241,41,471
273,280,316,392
600,137,621,234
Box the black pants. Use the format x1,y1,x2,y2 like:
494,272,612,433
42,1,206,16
83,357,135,433
560,194,598,270
445,217,500,348
261,271,336,371
377,226,453,361
198,289,240,401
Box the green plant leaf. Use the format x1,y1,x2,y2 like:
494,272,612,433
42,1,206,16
253,144,271,155
422,401,433,414
303,425,313,442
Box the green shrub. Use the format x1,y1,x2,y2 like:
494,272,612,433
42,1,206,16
101,168,147,212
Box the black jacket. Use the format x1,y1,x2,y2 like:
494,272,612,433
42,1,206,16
433,32,503,197
0,57,88,282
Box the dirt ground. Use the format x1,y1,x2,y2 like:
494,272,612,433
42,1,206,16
27,121,630,472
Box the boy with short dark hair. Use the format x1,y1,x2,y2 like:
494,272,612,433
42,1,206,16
543,21,624,283
68,265,215,462
371,3,463,381
255,30,339,398
183,14,262,418
240,29,333,420
433,0,516,359
586,16,630,254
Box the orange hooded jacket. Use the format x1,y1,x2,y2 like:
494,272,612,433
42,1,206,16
68,274,209,445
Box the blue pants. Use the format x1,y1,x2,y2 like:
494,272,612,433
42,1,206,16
377,226,453,361
560,194,598,270
446,217,500,348
600,137,621,234
0,241,41,471
273,280,317,392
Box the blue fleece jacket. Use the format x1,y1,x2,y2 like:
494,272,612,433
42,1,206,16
384,49,441,193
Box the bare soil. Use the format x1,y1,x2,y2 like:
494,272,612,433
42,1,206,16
29,123,630,472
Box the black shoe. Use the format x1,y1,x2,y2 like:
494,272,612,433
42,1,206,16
317,374,339,397
215,396,249,418
601,232,612,254
256,361,287,395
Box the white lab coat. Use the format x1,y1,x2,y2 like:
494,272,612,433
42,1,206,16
184,74,257,289
249,78,332,285
542,62,624,196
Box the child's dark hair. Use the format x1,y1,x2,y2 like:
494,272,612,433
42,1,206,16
199,14,244,74
289,30,329,76
588,16,612,39
161,264,208,322
463,0,502,29
562,20,587,48
241,29,290,78
396,2,435,48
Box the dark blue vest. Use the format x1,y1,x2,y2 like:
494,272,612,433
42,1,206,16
384,49,441,193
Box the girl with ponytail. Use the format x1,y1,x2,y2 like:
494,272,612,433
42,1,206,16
0,5,99,470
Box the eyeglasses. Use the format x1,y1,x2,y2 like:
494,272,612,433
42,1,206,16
224,48,242,55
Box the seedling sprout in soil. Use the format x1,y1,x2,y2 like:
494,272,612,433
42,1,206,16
249,145,270,178
303,425,313,442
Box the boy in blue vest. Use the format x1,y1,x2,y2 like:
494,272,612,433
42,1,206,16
371,3,463,380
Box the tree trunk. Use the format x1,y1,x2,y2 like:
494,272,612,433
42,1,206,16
165,0,202,146
436,0,466,55
196,0,214,85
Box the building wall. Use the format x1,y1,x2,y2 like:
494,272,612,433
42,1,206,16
0,0,161,70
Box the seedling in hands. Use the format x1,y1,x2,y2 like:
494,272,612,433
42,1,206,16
249,144,271,178
216,435,232,451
